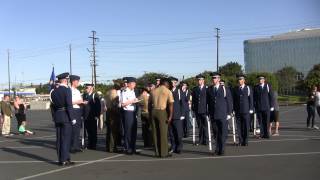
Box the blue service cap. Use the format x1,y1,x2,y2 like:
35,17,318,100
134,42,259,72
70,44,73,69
210,72,221,78
84,83,94,87
196,74,205,79
181,81,189,86
170,77,178,82
69,75,80,81
126,77,136,83
122,77,129,82
236,74,246,79
56,72,70,80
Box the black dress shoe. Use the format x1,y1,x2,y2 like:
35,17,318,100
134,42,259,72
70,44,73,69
165,154,172,158
168,149,174,154
58,161,68,166
70,149,83,153
218,151,225,156
134,151,141,155
88,146,96,150
66,160,75,166
126,151,133,155
212,151,219,156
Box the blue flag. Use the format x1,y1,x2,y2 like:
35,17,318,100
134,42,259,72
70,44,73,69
48,67,55,91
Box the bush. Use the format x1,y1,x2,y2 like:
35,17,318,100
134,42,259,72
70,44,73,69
246,72,279,91
304,64,320,90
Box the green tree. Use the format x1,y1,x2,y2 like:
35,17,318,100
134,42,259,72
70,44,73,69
304,63,320,89
219,62,243,77
246,72,279,92
95,83,113,96
35,83,50,94
136,72,168,89
183,71,214,90
275,66,300,94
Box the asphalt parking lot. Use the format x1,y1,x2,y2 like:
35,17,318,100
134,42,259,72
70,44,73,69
0,105,319,180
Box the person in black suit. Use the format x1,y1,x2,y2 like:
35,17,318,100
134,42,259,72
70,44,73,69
180,81,191,138
50,72,75,166
207,72,233,156
83,83,101,150
233,74,254,146
191,74,208,145
169,77,184,154
253,75,274,139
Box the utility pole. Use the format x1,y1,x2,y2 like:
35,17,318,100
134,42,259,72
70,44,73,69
7,49,11,98
69,44,72,75
91,64,94,84
88,31,99,85
215,28,220,72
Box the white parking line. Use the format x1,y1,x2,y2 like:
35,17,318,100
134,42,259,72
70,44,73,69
249,137,320,143
16,154,124,180
103,151,320,162
270,135,320,138
4,151,320,165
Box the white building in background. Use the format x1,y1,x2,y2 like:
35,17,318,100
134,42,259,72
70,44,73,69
244,28,320,77
0,88,37,96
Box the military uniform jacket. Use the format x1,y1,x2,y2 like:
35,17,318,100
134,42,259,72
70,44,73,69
233,85,254,114
0,101,13,117
206,85,233,120
50,85,73,123
83,92,101,120
172,88,183,120
181,89,190,113
253,83,274,112
191,86,207,114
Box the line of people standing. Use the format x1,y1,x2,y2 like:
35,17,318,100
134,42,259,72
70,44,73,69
104,72,278,158
50,71,282,165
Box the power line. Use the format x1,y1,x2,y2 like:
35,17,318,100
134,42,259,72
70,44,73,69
221,21,320,32
98,36,213,50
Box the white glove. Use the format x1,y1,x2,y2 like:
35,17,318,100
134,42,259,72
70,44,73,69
270,107,274,111
249,110,254,114
180,116,185,120
72,119,76,125
227,115,232,120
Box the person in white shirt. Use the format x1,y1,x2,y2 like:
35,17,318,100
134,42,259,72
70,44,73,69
69,75,84,153
120,77,139,155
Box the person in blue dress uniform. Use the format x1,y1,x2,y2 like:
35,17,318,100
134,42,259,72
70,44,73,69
50,72,75,166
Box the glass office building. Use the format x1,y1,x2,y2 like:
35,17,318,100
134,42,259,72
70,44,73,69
244,28,320,77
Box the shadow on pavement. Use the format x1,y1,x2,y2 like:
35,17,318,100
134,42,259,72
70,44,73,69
2,148,57,165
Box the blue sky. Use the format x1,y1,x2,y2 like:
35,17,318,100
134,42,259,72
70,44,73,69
0,0,319,87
